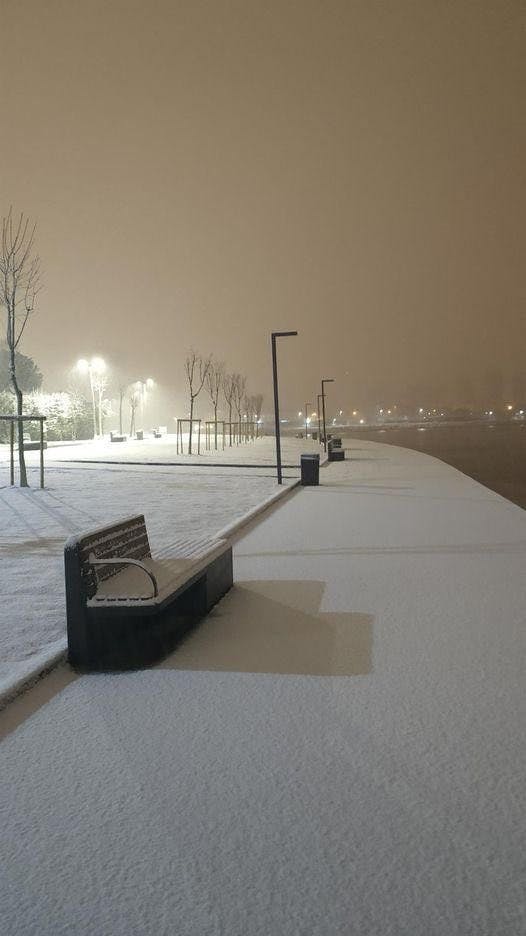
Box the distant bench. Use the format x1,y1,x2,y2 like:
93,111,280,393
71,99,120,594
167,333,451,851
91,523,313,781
64,514,233,670
328,438,345,461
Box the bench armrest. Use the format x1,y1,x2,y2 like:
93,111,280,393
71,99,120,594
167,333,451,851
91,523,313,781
88,553,159,598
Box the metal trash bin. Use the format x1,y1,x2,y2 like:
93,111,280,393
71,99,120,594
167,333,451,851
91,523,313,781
301,453,320,486
136,430,144,440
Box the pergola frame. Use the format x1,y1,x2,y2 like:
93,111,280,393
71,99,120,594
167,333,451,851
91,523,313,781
175,418,202,455
0,415,47,488
205,420,226,451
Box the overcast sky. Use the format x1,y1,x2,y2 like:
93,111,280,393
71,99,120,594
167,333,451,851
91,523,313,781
2,0,524,415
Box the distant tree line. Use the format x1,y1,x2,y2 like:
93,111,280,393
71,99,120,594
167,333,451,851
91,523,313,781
183,349,263,454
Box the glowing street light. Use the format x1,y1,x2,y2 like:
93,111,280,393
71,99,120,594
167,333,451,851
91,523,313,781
76,356,107,438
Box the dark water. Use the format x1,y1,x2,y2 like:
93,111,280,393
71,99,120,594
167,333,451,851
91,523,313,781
345,423,526,510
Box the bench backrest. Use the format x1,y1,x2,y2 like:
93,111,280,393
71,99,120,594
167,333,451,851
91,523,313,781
65,514,151,600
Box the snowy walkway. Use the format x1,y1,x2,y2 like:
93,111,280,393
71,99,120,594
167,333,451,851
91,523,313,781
0,437,314,703
1,441,525,935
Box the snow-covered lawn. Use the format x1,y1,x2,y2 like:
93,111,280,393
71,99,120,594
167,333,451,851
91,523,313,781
0,432,321,467
0,436,318,704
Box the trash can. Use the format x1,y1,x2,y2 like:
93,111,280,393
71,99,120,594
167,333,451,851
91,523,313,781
136,430,144,440
301,453,320,486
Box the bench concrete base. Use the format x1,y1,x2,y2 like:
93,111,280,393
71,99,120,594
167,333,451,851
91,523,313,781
65,516,233,671
81,552,233,671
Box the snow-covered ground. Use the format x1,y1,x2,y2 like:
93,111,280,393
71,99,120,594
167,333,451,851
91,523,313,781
0,440,524,935
0,432,320,467
0,437,317,704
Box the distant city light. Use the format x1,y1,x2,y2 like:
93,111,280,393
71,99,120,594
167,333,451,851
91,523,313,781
359,418,364,424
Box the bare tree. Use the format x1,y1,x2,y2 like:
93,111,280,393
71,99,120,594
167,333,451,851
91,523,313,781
205,358,224,450
117,381,128,435
185,349,211,454
232,373,246,442
243,393,253,440
253,393,264,436
0,209,42,486
129,386,140,436
222,372,236,445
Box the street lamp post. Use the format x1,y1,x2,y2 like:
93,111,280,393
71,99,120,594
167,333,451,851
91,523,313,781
271,330,298,484
135,377,154,430
321,378,335,452
304,401,311,439
77,357,107,438
317,394,322,443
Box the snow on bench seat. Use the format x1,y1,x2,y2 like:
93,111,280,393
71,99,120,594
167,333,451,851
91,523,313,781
88,539,231,606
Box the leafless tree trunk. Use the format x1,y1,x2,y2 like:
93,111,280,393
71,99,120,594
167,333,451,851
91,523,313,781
205,359,224,450
0,209,42,487
222,372,236,445
129,389,138,436
232,374,246,443
118,384,126,435
253,393,264,437
185,350,211,454
93,373,107,437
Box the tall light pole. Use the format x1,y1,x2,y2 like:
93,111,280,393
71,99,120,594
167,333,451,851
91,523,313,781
77,357,106,438
317,394,322,443
304,401,311,438
271,330,298,484
321,378,335,452
135,377,154,429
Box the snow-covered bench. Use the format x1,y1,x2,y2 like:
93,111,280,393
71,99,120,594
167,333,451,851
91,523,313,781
64,514,233,670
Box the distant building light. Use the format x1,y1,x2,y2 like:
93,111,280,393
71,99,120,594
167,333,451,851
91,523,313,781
359,418,364,424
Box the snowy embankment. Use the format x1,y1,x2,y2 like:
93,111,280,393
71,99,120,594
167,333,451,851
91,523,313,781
0,440,524,935
0,437,315,705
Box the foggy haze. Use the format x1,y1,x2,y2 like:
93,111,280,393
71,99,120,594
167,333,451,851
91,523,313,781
2,0,524,416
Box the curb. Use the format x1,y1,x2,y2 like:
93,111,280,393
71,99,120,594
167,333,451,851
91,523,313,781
216,479,302,541
216,452,329,541
0,647,67,713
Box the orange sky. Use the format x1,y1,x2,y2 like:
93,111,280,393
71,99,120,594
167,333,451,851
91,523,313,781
2,0,525,414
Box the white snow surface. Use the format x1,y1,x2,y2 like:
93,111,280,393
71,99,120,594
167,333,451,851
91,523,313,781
1,440,525,935
0,436,312,703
